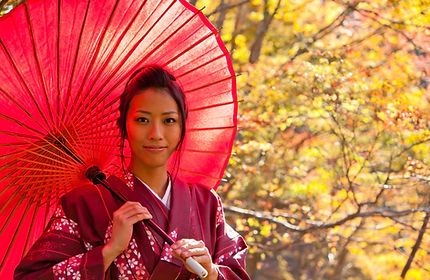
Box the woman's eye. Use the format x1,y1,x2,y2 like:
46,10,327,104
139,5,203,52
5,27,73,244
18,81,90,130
136,117,149,123
165,118,177,124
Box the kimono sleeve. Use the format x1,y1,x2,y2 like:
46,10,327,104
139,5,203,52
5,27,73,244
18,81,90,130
14,204,105,280
211,193,250,280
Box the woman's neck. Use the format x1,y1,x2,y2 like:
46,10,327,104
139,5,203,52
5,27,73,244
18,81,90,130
131,165,169,198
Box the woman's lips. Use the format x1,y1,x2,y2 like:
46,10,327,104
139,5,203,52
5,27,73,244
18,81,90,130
144,146,167,151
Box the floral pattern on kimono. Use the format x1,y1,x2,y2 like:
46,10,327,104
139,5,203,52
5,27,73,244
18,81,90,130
14,175,250,280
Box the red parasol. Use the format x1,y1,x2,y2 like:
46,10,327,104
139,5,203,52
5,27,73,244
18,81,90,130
0,0,237,277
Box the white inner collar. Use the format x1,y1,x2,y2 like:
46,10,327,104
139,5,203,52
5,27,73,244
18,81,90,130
135,176,172,209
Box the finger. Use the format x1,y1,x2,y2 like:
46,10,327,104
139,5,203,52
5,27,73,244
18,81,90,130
113,210,152,226
123,210,152,221
172,239,204,249
181,247,209,259
173,240,208,259
115,203,152,218
120,208,152,219
181,240,206,251
127,212,151,224
119,202,148,213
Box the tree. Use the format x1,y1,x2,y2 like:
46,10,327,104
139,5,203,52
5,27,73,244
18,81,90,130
199,0,430,279
0,0,21,16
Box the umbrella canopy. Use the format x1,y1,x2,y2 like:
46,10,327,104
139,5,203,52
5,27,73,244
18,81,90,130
0,0,237,277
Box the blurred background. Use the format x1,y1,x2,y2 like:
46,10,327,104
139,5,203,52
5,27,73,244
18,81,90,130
2,0,430,279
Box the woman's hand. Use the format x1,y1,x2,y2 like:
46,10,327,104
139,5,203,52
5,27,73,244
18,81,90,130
171,239,218,280
102,201,152,271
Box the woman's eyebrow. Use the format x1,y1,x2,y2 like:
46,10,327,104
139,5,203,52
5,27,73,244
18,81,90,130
162,111,179,115
136,110,178,115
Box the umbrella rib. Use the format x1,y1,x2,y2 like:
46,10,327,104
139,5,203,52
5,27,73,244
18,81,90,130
0,88,44,133
71,97,119,160
99,101,120,156
63,0,91,112
0,198,33,270
125,1,205,72
57,94,121,173
35,94,115,171
157,10,210,68
184,74,236,94
72,98,119,130
55,0,61,126
137,3,196,61
24,1,55,127
75,0,187,119
0,195,27,236
189,100,238,112
21,202,42,257
3,175,79,186
88,95,101,162
186,125,236,132
181,148,231,155
70,0,149,114
45,101,88,165
71,0,122,109
163,29,216,71
162,8,223,72
1,132,84,169
0,169,61,237
0,164,63,270
0,141,60,161
3,156,77,173
169,167,221,180
0,40,51,130
175,52,227,80
0,113,47,136
43,198,55,236
60,88,90,136
2,156,74,198
1,157,79,182
73,0,176,119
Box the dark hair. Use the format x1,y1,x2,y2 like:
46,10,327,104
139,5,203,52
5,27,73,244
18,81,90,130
117,65,188,175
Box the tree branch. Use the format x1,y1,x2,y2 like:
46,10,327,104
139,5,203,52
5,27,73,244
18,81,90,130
224,205,430,233
401,212,430,278
249,0,282,63
288,1,359,62
354,7,429,56
0,0,10,13
207,0,251,17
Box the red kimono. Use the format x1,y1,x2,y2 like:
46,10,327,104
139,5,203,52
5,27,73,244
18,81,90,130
14,173,249,280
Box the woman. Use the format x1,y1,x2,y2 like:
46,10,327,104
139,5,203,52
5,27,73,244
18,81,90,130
14,65,249,279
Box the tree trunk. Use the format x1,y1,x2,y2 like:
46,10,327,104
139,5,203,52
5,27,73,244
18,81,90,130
246,253,261,279
249,18,270,63
230,3,247,54
188,0,198,7
249,0,282,63
214,0,228,31
401,212,430,279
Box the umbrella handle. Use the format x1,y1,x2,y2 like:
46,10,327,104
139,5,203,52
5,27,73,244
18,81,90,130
145,219,208,278
186,257,209,278
86,166,208,278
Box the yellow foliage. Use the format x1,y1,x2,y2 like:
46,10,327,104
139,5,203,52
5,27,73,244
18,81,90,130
208,0,430,278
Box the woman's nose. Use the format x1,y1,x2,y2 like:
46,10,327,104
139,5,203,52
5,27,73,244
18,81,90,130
148,121,163,140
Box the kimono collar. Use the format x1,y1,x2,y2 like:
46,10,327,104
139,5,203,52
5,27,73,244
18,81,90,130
134,175,172,209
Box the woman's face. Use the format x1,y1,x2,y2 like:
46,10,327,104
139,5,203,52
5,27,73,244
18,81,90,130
126,88,181,172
